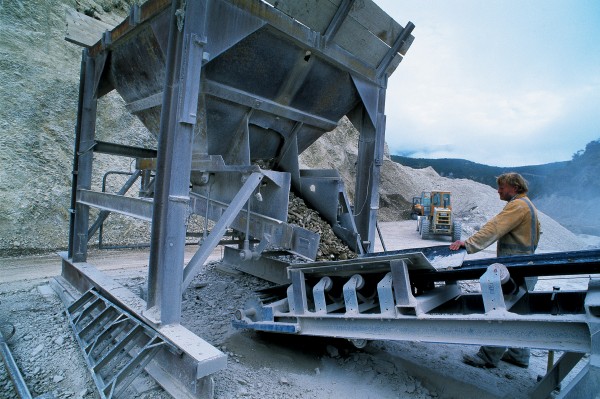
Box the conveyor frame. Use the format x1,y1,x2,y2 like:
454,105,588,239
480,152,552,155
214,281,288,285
233,249,600,398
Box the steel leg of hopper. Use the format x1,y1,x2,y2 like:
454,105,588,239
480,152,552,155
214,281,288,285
147,0,208,325
70,50,98,263
350,84,386,253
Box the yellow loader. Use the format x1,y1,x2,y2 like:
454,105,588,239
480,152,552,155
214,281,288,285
415,191,462,241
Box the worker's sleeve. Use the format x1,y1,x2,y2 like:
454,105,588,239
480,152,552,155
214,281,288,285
464,201,527,254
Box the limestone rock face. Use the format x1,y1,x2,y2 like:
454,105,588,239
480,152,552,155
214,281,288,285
0,0,150,255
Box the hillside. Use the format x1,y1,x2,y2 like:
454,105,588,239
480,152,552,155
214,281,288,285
0,0,152,256
391,139,600,236
534,139,600,235
390,155,567,196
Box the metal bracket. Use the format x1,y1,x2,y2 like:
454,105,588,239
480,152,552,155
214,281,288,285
390,259,417,309
288,270,308,315
178,33,205,124
480,264,507,313
377,272,395,315
343,274,364,314
313,277,333,314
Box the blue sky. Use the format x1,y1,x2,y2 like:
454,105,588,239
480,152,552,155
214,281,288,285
373,0,600,167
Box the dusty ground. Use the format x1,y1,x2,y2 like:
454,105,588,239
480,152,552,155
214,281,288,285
1,221,596,399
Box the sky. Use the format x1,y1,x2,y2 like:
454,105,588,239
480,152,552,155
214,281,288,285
373,0,600,167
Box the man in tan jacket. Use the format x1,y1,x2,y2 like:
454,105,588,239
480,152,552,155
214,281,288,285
450,172,541,368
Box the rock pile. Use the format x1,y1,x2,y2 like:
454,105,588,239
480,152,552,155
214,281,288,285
287,192,357,261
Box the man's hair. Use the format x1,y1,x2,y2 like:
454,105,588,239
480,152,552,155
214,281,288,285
497,172,528,194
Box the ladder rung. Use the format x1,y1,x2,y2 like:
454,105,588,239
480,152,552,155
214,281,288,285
73,295,104,326
107,337,165,397
66,289,178,399
85,314,130,356
93,325,144,375
67,289,96,315
79,306,119,342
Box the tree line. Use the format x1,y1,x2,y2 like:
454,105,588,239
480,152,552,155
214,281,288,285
390,138,600,200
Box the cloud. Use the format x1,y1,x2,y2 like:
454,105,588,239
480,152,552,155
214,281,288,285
386,82,565,143
375,0,600,166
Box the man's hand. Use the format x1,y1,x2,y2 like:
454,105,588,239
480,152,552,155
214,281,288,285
449,240,465,251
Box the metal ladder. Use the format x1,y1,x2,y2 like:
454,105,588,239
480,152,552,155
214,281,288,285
66,289,175,398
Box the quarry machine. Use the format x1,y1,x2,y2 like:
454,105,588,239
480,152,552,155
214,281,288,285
55,1,600,398
415,191,462,241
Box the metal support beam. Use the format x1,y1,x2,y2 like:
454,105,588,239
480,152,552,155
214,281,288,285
351,85,386,253
390,259,415,308
147,0,208,325
124,80,339,132
531,352,585,399
78,189,153,221
204,80,338,131
556,362,600,399
412,249,600,283
188,191,319,260
70,49,98,262
377,21,415,79
126,92,162,113
377,272,395,316
68,52,86,260
291,316,591,352
93,141,157,158
289,270,308,315
182,172,263,289
555,281,600,397
88,170,143,239
323,0,355,43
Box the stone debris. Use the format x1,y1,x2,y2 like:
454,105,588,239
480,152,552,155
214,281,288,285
287,192,357,261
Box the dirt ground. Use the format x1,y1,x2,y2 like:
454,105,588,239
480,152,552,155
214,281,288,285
0,221,595,399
